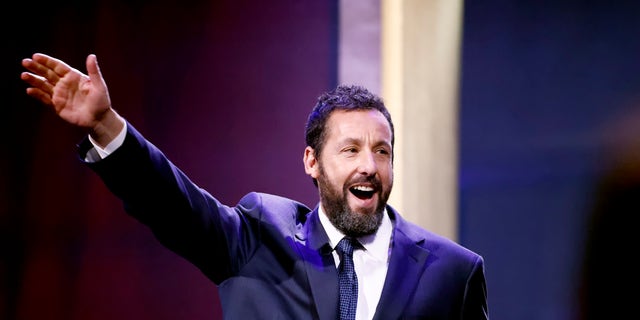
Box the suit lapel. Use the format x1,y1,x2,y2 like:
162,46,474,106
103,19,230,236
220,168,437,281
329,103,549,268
296,209,339,320
373,209,429,320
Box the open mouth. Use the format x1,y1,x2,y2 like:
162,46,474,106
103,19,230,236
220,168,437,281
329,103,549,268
349,185,376,200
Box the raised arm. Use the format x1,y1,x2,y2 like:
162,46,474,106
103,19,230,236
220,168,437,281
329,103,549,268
21,53,124,147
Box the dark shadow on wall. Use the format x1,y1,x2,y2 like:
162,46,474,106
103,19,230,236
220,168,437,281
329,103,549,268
576,100,640,320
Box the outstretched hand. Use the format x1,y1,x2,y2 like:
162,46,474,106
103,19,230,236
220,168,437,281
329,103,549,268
21,53,124,147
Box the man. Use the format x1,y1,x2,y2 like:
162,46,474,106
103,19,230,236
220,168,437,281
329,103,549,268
20,53,489,319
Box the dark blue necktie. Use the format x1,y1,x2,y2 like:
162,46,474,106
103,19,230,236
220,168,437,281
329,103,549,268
337,237,358,320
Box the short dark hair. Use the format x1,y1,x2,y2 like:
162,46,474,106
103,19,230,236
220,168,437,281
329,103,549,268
304,85,395,186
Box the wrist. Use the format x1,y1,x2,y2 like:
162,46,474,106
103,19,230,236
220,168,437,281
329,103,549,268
89,109,125,148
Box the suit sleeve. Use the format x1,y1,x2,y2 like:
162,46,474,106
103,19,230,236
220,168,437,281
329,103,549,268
78,122,257,284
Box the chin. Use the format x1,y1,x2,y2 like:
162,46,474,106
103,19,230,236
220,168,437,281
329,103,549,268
350,205,378,216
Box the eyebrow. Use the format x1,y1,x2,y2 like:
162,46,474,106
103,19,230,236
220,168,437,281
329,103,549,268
338,137,391,149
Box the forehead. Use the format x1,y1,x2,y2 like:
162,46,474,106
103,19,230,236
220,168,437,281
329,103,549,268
325,109,392,141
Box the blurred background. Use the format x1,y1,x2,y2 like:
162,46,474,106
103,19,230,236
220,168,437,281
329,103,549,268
3,0,640,319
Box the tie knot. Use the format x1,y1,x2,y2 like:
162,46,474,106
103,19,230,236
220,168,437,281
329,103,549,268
337,237,356,257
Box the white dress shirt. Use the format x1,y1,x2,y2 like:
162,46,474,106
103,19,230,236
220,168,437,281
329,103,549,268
86,121,128,161
318,205,392,320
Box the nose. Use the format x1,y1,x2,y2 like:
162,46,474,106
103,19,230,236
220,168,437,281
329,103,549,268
357,150,378,176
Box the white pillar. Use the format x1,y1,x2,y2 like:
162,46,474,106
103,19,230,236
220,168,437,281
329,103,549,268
339,0,462,240
382,0,463,240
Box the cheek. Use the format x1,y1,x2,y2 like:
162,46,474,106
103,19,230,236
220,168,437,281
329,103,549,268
325,166,348,183
318,159,346,182
380,164,393,182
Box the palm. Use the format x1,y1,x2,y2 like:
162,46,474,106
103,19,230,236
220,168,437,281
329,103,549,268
52,69,110,128
22,53,111,129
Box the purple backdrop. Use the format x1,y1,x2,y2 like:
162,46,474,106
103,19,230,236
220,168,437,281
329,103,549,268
3,0,337,319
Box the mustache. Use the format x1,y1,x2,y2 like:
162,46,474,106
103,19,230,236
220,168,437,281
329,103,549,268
346,174,382,190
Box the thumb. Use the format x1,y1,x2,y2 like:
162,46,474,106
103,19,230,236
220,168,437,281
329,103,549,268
85,54,106,87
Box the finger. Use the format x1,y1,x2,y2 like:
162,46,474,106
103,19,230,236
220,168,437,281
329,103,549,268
20,72,55,96
22,57,63,85
32,53,73,79
25,87,53,106
27,53,75,86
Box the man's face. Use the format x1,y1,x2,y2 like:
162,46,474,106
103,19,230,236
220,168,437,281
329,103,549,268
304,109,393,237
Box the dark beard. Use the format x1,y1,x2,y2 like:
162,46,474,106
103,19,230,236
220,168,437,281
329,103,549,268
317,166,389,238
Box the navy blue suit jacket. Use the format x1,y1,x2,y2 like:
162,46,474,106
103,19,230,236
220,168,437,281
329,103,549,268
80,123,489,319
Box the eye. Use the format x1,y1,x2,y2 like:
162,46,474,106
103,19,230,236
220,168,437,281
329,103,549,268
376,147,391,155
341,146,359,154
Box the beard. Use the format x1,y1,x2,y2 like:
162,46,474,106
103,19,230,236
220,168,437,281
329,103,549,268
317,164,391,238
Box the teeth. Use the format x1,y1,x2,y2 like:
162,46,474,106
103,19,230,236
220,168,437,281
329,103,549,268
352,185,374,192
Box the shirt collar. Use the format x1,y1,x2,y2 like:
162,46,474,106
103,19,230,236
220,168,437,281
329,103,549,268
318,204,393,263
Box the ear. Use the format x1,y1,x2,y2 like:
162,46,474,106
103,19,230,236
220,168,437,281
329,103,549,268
303,146,320,179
